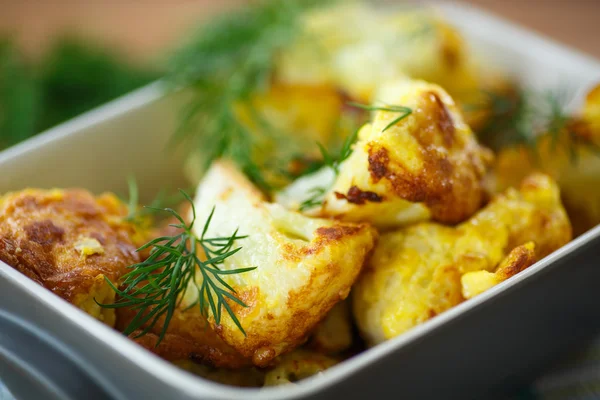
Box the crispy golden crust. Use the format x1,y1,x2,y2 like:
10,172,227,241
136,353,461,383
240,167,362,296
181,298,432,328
0,189,139,326
263,350,338,386
317,80,492,228
116,306,252,369
190,161,377,367
353,174,571,345
363,87,493,223
461,242,536,299
493,84,600,236
114,201,252,369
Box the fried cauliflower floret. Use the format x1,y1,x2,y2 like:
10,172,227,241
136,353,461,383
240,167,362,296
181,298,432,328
307,301,354,355
0,189,140,327
277,80,492,228
494,84,600,235
188,161,377,367
461,242,536,299
276,3,485,103
263,350,338,386
353,174,571,345
116,305,251,369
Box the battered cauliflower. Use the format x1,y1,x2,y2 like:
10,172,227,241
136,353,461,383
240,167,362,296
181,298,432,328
187,161,377,366
264,350,338,386
116,304,252,369
307,301,354,355
0,189,140,327
494,84,600,235
276,3,485,103
277,79,493,228
461,242,536,299
353,174,571,345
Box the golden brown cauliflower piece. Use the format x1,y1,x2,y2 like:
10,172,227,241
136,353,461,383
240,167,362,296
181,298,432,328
461,242,536,299
278,79,493,228
276,3,486,103
115,208,252,369
493,83,600,235
353,174,571,345
0,189,140,327
306,301,354,355
187,161,377,367
263,350,338,386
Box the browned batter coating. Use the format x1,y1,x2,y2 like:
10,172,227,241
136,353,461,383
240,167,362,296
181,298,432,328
0,189,140,326
116,306,252,369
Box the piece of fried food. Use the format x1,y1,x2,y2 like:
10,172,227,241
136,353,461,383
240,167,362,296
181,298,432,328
115,203,252,369
461,242,536,299
116,304,252,369
188,161,377,367
263,349,338,386
277,79,493,228
306,301,354,355
353,174,571,345
493,83,600,235
0,189,140,327
276,3,486,103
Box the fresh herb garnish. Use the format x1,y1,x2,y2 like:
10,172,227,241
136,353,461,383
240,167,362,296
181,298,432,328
467,86,599,163
168,0,332,191
316,125,360,174
125,176,141,222
297,127,360,211
298,186,328,212
99,191,255,344
296,101,412,211
123,177,193,226
348,102,413,132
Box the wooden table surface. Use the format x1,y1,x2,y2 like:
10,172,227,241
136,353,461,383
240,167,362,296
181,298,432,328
0,0,598,61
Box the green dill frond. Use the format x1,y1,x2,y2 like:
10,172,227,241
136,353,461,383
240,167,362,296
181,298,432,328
298,186,328,212
99,191,255,343
347,102,413,132
467,85,597,163
167,0,335,191
297,126,360,210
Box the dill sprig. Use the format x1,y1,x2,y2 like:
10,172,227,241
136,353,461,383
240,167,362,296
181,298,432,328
296,101,412,211
468,86,599,163
316,125,360,175
297,127,360,211
123,177,192,226
168,0,332,191
348,102,413,132
99,191,255,344
298,186,328,212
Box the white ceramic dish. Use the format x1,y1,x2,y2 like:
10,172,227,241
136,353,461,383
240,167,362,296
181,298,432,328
1,3,600,399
